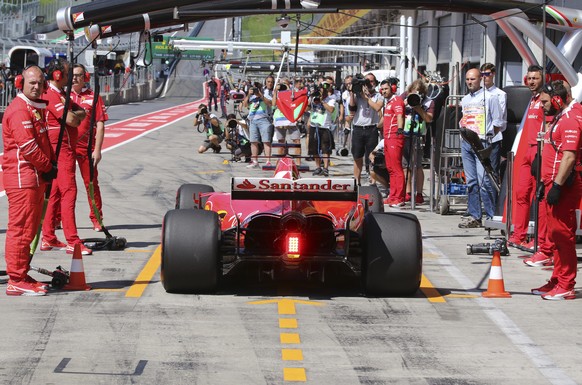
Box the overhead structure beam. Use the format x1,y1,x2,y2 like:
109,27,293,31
57,0,554,34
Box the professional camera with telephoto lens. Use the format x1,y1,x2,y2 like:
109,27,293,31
195,107,208,121
227,119,238,129
351,74,371,94
406,93,422,107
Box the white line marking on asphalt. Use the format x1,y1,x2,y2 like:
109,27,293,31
424,241,577,385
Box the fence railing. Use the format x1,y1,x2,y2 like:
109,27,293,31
1,66,157,118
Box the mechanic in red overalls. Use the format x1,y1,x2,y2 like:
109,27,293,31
71,63,109,232
40,58,92,255
379,78,406,207
508,65,552,258
531,81,581,300
2,65,57,296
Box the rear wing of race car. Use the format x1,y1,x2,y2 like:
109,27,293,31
231,177,358,201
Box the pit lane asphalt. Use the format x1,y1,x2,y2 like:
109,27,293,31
1,93,581,385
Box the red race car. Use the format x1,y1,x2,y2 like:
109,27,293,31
161,157,422,296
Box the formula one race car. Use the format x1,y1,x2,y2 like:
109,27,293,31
161,157,422,296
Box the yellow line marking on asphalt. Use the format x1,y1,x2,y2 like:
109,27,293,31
92,288,126,292
249,298,324,315
282,349,304,361
125,245,161,298
193,170,225,174
420,274,446,303
283,368,306,382
446,293,479,299
279,318,298,329
423,252,439,259
280,333,301,344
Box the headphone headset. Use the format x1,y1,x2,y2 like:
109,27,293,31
543,83,565,110
46,59,66,81
387,78,399,94
74,63,91,82
14,65,47,91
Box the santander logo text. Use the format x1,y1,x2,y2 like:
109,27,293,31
233,177,356,193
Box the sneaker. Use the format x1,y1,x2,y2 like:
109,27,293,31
405,193,411,202
541,286,576,300
312,167,323,176
264,161,272,167
66,244,93,256
507,235,525,248
40,239,67,251
389,201,405,208
458,218,482,228
6,279,47,296
415,193,424,205
531,279,558,295
521,240,535,251
25,275,49,290
523,251,553,267
246,161,259,169
321,168,329,177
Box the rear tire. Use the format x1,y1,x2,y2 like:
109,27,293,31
176,184,214,209
359,185,384,213
161,209,220,293
362,212,422,296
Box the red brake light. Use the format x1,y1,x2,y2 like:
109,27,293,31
287,233,301,256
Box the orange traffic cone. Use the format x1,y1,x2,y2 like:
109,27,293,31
63,244,91,291
482,249,511,298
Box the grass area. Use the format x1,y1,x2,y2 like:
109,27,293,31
241,15,279,61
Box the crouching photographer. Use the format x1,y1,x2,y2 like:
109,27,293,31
369,139,390,196
195,104,225,154
224,113,252,162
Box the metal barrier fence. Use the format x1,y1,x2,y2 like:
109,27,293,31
1,66,156,118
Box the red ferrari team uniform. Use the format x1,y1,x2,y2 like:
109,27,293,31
511,93,551,250
71,87,108,227
382,95,405,204
41,83,83,246
2,94,55,281
541,102,582,291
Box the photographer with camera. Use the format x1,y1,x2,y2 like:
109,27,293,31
243,80,273,168
224,113,252,162
348,73,384,185
206,76,219,112
195,104,225,154
378,78,406,206
401,79,434,205
271,79,302,162
308,77,337,176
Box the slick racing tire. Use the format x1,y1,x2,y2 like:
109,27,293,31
362,212,422,296
162,209,220,293
175,183,214,209
359,185,384,213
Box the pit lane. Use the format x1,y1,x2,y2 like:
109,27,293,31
0,92,581,385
